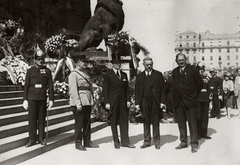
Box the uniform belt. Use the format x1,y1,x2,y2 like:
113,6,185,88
30,84,47,88
78,86,91,91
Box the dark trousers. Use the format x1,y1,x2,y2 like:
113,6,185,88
211,94,220,117
72,106,91,145
28,100,47,142
197,102,210,137
176,99,198,148
141,96,160,146
110,97,130,146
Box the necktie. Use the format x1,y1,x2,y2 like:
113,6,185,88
117,71,121,79
180,68,184,75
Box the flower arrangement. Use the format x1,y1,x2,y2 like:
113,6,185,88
53,81,69,99
45,34,65,52
45,35,79,53
106,31,130,56
0,19,20,37
106,31,149,66
9,56,30,86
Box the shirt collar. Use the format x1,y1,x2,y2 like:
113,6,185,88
180,65,186,71
145,70,152,76
113,68,119,74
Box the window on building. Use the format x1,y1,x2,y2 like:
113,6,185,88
237,55,239,60
186,36,189,39
193,50,196,54
219,56,221,61
227,48,230,53
193,35,196,39
202,56,205,61
227,55,230,60
210,56,213,60
227,41,230,45
202,49,204,53
219,48,221,53
193,56,196,61
227,63,230,66
236,48,238,52
193,43,196,47
210,49,213,53
202,42,204,47
237,63,239,67
210,63,213,65
186,43,189,47
179,36,182,39
186,50,189,54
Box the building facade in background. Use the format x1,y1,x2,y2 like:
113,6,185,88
175,30,240,70
0,0,91,37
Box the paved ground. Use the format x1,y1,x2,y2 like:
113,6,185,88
19,109,240,165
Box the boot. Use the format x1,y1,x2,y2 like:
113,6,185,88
75,141,86,151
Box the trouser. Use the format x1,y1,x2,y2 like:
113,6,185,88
141,96,160,146
72,105,91,145
110,97,130,146
28,100,47,142
176,99,198,148
211,94,220,117
197,102,209,137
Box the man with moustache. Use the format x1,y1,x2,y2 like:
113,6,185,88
103,54,135,149
135,56,166,150
172,53,203,153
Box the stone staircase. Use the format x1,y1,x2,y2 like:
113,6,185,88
0,85,109,165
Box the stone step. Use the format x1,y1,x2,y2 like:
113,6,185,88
0,102,70,116
0,119,76,154
0,91,23,99
0,97,69,107
0,121,109,165
0,90,63,100
0,106,72,127
0,110,73,139
0,85,23,92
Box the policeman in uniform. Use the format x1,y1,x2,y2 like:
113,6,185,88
23,45,54,147
197,62,211,139
208,68,223,119
68,55,99,151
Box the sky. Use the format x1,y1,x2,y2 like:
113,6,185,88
91,0,240,71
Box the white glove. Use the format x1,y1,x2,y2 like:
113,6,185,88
135,105,140,111
127,101,131,108
105,103,110,110
76,103,82,111
47,100,54,110
218,95,222,100
23,100,28,110
160,103,166,109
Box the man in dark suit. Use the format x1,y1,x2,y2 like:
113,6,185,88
172,53,203,153
135,56,166,150
103,58,135,149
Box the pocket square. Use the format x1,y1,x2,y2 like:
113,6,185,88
123,79,127,81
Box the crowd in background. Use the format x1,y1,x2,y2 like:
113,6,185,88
162,65,240,123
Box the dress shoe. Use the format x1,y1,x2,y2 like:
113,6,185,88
140,143,150,149
114,141,120,149
175,143,188,149
75,144,87,151
122,144,135,148
39,140,46,146
155,145,161,150
216,115,221,119
25,141,36,147
201,135,211,139
85,141,99,148
191,147,198,153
